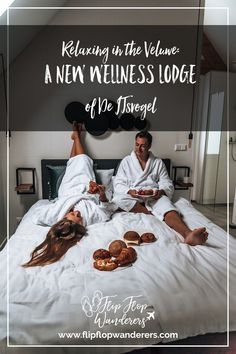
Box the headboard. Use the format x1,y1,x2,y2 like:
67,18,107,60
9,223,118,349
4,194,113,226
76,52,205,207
41,158,171,199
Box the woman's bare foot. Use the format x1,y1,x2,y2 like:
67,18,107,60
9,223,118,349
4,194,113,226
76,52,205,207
71,122,83,140
71,121,79,140
184,227,208,246
77,123,82,136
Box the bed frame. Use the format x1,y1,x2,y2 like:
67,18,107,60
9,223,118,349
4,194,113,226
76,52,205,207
41,158,171,200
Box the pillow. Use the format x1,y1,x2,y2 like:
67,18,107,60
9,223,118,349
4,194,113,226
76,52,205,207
56,170,66,194
95,169,114,186
95,169,114,200
46,165,114,200
46,165,66,199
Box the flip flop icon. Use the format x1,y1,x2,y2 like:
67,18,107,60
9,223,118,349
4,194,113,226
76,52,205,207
91,290,103,312
81,296,93,317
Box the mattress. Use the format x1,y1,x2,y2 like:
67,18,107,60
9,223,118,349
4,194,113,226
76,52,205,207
0,198,235,352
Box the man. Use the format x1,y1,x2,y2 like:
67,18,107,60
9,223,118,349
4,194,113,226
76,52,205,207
113,131,208,246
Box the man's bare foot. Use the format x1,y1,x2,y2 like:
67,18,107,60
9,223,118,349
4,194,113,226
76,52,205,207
184,227,208,246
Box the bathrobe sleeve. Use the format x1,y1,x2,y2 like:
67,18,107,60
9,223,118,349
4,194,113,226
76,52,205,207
156,160,174,199
99,201,118,219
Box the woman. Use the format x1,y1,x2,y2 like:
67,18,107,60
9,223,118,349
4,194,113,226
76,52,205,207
23,123,117,267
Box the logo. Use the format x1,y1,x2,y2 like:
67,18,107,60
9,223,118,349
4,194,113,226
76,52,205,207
81,290,155,329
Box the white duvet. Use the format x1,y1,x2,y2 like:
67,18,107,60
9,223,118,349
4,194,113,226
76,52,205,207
0,198,236,353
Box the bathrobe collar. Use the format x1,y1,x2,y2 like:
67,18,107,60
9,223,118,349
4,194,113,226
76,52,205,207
131,150,155,175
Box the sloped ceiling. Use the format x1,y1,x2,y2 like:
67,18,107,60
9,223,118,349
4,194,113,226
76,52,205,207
0,0,203,68
0,0,67,66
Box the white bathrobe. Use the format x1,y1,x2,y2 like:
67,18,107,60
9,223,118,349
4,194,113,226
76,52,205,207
33,154,117,227
113,151,177,220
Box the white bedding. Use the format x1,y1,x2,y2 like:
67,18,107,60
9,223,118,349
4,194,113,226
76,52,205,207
0,198,236,351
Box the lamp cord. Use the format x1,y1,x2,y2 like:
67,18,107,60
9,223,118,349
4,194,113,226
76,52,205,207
231,143,236,162
189,2,201,146
0,53,9,138
0,53,7,113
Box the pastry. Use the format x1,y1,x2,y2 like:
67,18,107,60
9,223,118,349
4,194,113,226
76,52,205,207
123,231,141,246
115,247,137,266
141,232,157,243
137,190,145,195
109,240,127,257
93,249,111,260
143,189,153,195
88,181,99,194
93,258,118,271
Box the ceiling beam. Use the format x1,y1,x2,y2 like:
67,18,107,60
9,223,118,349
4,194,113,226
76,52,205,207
201,32,227,74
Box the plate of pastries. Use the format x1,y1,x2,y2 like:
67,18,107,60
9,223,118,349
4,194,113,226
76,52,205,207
133,188,157,198
93,230,157,271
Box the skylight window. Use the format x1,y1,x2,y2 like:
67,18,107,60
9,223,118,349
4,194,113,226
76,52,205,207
0,0,15,17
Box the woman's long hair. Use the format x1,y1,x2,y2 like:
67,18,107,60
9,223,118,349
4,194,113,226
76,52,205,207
22,219,86,267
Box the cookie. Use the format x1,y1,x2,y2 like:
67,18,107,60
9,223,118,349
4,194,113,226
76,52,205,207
140,232,156,243
93,258,118,271
115,247,137,266
93,249,111,260
143,189,153,195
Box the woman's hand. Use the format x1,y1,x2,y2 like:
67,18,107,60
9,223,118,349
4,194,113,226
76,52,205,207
97,185,108,202
88,181,108,202
88,181,99,194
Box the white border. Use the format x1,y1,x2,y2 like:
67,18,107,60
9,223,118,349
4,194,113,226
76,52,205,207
7,5,10,349
8,6,230,9
6,6,230,349
226,7,230,348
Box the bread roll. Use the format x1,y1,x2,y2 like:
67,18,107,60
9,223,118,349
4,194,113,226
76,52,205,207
109,240,127,257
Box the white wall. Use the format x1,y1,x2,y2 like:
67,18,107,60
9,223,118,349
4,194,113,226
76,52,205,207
9,131,193,233
204,0,236,72
202,155,220,204
217,131,236,204
204,0,236,26
199,72,236,204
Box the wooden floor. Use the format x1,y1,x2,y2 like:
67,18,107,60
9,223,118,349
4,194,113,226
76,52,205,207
192,202,236,237
128,203,236,354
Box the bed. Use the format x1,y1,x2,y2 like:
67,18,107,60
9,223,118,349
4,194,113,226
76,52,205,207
0,158,236,353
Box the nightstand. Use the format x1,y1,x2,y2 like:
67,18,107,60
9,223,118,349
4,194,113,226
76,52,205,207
15,168,36,195
172,166,193,201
